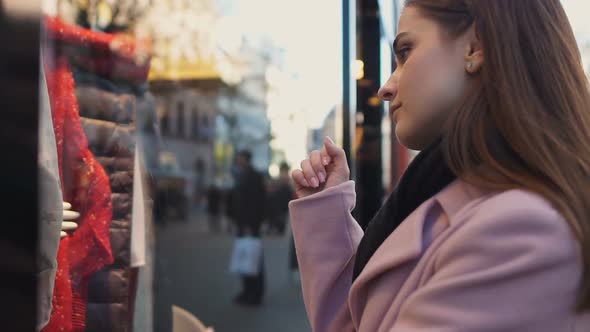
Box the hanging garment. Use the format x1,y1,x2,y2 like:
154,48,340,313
41,54,114,332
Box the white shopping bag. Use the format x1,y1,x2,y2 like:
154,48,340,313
228,236,263,276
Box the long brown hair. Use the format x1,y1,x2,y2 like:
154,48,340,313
405,0,590,311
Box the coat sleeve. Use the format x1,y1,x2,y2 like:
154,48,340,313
289,181,363,332
389,192,582,332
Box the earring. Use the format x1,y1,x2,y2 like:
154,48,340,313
467,62,473,69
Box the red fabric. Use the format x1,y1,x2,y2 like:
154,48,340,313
43,16,151,84
45,240,73,332
41,55,114,332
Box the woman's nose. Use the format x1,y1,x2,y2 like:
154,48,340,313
378,74,398,101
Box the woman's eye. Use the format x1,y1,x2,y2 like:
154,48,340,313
397,47,411,63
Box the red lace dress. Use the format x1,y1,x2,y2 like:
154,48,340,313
41,55,113,332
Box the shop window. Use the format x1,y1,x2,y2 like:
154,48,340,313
36,0,344,330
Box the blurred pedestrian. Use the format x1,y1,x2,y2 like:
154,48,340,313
230,150,266,306
206,184,221,233
193,158,205,208
266,162,294,235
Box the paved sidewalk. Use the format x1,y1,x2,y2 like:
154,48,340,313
154,213,311,332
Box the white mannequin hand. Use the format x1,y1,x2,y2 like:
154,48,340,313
61,202,80,238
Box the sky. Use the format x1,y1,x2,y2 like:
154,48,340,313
216,0,343,128
561,0,590,43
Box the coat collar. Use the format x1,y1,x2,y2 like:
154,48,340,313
348,195,437,327
349,180,492,323
435,179,493,226
353,180,489,281
350,196,436,294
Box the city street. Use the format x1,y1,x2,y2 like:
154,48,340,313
154,211,311,332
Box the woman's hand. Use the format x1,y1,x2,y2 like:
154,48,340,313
292,137,350,199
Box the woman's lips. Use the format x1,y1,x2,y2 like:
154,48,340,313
389,103,402,118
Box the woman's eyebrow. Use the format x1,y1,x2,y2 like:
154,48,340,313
393,31,410,52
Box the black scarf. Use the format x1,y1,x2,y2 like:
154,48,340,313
352,138,457,281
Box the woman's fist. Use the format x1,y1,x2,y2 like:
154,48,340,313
292,137,350,199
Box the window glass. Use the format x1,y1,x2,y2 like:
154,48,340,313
38,0,343,331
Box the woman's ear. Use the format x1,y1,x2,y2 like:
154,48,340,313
464,25,484,74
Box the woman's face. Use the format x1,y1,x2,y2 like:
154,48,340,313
378,6,473,150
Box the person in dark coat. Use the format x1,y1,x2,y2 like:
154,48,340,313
266,162,295,235
230,150,266,306
206,184,221,232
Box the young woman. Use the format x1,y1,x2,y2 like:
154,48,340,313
289,1,590,331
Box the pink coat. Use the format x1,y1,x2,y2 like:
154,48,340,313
289,180,590,331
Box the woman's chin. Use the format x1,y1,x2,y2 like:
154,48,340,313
395,124,428,151
395,135,414,150
395,123,413,149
